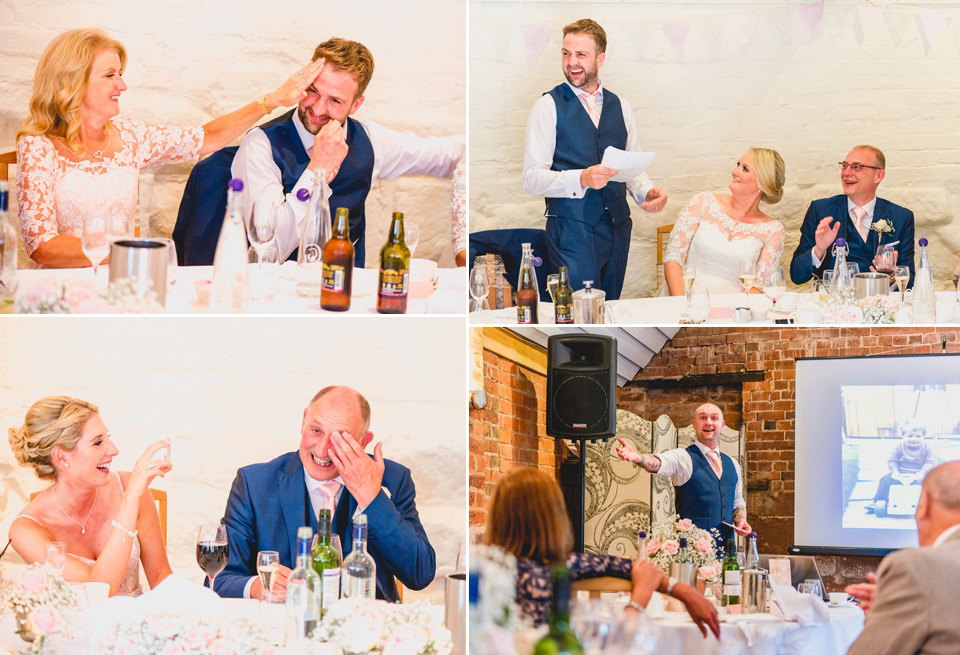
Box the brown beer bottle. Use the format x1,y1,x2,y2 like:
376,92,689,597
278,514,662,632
376,212,410,314
516,264,539,324
554,266,574,324
321,207,354,311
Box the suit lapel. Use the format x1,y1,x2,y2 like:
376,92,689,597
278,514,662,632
333,488,355,556
277,457,311,563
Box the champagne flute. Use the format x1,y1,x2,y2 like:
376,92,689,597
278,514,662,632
738,260,757,297
682,262,696,296
249,194,278,269
546,274,559,304
81,216,109,280
895,265,909,302
763,267,786,317
404,222,420,258
257,550,280,602
45,541,67,574
197,523,229,593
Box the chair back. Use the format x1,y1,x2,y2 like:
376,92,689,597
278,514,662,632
0,151,15,183
656,223,674,289
29,487,168,546
468,228,553,301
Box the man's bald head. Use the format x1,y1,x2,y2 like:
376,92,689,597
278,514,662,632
916,461,960,546
691,403,725,447
924,461,960,511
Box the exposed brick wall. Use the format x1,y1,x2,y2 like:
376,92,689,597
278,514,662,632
618,385,743,436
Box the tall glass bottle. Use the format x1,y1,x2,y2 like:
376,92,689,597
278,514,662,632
913,238,936,324
210,178,248,313
341,513,376,599
721,537,741,610
285,526,321,647
516,266,539,324
553,266,573,324
376,212,410,314
311,509,341,615
745,532,759,570
296,170,331,297
321,207,354,311
0,181,17,314
532,566,583,655
830,237,851,295
636,530,648,563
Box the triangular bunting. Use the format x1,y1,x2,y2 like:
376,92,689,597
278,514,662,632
797,1,825,41
857,1,885,44
884,7,911,48
519,22,552,66
660,20,691,61
916,9,947,55
728,12,758,53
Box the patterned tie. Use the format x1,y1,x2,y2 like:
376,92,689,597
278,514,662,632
317,480,342,513
584,92,601,128
706,450,723,478
852,206,870,242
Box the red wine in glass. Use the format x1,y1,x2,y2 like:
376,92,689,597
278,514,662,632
197,523,229,591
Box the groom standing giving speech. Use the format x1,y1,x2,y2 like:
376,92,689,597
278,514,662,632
522,19,668,300
214,386,434,601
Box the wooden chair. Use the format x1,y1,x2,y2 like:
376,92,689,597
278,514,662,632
29,488,168,546
572,575,632,599
656,223,675,289
0,151,16,183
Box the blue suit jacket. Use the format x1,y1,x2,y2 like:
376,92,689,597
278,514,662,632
215,451,435,601
790,195,915,287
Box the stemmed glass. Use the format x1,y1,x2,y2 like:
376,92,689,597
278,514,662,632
546,274,560,304
248,195,278,269
404,222,420,258
682,262,696,297
81,216,109,280
738,260,757,297
821,270,836,298
895,266,910,303
469,265,490,313
875,244,895,280
257,550,280,602
45,542,66,574
108,215,132,243
764,267,786,318
197,523,229,593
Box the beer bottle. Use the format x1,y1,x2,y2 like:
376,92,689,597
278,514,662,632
376,212,410,314
321,207,354,311
516,265,539,324
554,267,573,324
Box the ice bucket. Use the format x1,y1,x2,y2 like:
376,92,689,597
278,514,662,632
109,239,168,306
741,568,768,614
444,572,466,655
669,560,695,587
572,282,605,324
854,272,890,299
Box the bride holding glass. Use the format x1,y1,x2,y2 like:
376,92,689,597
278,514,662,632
663,148,786,296
7,396,172,597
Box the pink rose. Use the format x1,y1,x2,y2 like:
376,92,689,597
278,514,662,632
677,518,694,532
183,628,215,649
210,638,239,655
18,569,49,594
28,605,61,635
646,538,660,555
383,624,429,655
23,279,61,304
662,539,679,555
694,536,711,554
115,636,137,655
698,565,717,581
161,642,188,655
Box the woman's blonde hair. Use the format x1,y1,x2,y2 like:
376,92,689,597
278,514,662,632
484,467,574,565
749,147,785,205
8,396,99,481
17,28,127,154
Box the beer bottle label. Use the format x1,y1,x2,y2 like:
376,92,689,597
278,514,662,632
322,264,345,293
555,303,573,324
517,305,533,324
379,268,408,296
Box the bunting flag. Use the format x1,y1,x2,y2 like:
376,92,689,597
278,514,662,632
519,23,552,66
661,20,691,61
857,1,885,45
797,1,825,41
728,11,758,53
884,7,911,48
917,9,947,54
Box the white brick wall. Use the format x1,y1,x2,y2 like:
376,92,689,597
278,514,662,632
0,0,466,268
0,317,467,604
471,1,960,297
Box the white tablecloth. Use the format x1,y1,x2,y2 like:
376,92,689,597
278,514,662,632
16,262,467,315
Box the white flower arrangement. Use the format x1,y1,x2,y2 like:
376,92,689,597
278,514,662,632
15,278,160,314
644,515,722,572
858,295,899,324
309,598,451,655
819,287,864,324
0,564,79,653
870,219,895,241
92,614,273,655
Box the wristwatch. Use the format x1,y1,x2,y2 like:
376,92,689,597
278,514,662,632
666,576,679,596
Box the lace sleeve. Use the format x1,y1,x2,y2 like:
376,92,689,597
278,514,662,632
664,192,707,266
755,220,785,290
119,117,203,168
568,551,632,580
451,160,466,256
16,135,60,255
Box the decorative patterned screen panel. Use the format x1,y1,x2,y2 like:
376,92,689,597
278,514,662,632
583,410,745,557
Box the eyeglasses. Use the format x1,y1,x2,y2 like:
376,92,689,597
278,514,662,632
839,162,882,173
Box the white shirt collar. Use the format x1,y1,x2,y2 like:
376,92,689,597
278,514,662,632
565,81,604,100
693,441,721,457
303,468,344,494
933,523,960,548
847,196,877,219
291,110,350,153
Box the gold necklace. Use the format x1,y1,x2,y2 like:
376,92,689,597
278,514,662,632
51,486,98,534
82,129,109,160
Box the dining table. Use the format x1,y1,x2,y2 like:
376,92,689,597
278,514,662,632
13,261,467,315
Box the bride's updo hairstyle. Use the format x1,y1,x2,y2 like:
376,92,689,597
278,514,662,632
8,396,99,481
749,147,785,205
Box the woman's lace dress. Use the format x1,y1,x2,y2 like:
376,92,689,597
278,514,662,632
16,116,202,267
451,160,466,258
664,192,785,294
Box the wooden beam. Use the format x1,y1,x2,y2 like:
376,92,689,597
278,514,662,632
482,328,547,375
625,371,765,389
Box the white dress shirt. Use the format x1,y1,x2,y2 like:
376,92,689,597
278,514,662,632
655,441,746,511
522,81,654,204
811,196,877,268
231,111,465,263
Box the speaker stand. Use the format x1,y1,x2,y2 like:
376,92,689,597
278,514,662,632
576,436,586,552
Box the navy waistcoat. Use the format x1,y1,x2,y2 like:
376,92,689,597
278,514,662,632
674,444,738,541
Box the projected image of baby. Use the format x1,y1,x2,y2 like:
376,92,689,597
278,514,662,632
866,422,936,516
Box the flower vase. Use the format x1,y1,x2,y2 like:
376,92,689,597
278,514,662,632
14,609,46,655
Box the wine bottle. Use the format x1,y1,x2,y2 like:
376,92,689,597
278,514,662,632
721,537,741,610
553,266,573,324
341,513,376,599
533,566,583,655
376,212,410,314
516,266,538,324
210,178,248,313
285,527,321,647
311,509,341,615
320,207,354,311
296,170,331,298
0,181,17,314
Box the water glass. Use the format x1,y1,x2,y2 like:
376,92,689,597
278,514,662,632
404,222,420,258
247,246,280,302
686,288,711,324
45,541,66,574
249,194,279,268
799,579,823,597
81,216,109,280
154,237,178,287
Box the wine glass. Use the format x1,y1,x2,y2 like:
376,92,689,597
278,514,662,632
257,550,280,602
546,274,559,304
404,222,420,258
763,267,786,318
248,194,278,269
108,215,132,243
682,262,696,297
738,260,757,297
821,270,836,298
469,265,489,313
45,542,66,574
895,265,910,302
154,237,178,287
197,523,229,592
455,544,466,573
81,216,109,280
875,244,895,281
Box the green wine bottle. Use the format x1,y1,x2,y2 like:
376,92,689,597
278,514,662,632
553,267,573,324
311,509,341,615
533,566,583,655
721,536,741,609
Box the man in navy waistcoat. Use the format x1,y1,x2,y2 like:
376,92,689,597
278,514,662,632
522,19,668,300
616,403,751,544
232,38,464,267
790,145,915,288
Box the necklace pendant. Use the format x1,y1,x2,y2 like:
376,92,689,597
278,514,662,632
81,527,85,534
92,150,103,159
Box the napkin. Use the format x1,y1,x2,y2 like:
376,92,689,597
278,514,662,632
426,268,467,314
604,303,647,324
769,583,829,625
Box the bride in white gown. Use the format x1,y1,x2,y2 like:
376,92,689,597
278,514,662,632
663,148,786,296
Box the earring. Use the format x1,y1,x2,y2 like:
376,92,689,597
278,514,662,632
64,462,69,468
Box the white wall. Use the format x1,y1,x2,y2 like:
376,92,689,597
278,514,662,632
471,1,960,296
0,317,467,604
0,0,466,268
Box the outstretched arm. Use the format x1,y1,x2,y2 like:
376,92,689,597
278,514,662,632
616,437,662,473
